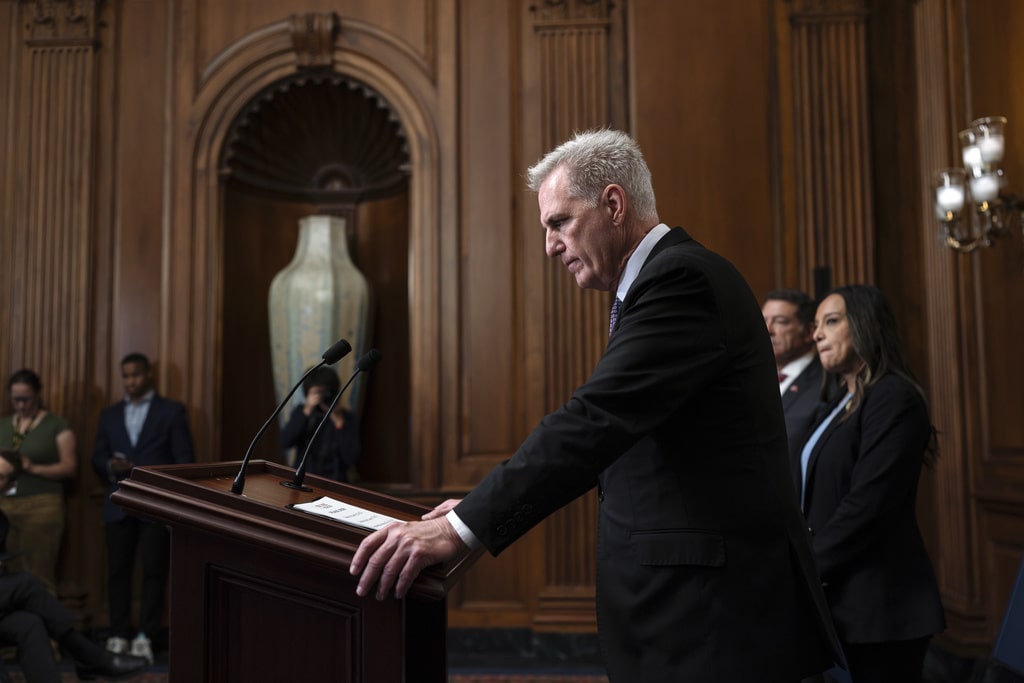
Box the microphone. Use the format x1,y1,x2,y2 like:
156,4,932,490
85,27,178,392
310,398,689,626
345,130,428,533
231,338,352,495
282,348,382,491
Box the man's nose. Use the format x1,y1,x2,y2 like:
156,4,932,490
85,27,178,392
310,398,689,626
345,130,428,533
545,230,561,257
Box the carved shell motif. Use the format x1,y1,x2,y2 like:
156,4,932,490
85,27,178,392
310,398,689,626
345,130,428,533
221,74,411,206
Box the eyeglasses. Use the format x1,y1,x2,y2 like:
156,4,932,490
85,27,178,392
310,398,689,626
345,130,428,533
10,396,33,404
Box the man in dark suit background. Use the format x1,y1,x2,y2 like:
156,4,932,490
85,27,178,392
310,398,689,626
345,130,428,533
92,352,194,664
763,289,826,463
351,130,841,681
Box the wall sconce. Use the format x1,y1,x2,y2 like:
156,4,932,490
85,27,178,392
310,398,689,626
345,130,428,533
934,116,1024,254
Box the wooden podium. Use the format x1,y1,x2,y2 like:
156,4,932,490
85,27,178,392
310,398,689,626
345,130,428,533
111,460,478,683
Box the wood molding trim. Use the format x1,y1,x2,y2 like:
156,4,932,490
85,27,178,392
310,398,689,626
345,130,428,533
21,0,100,47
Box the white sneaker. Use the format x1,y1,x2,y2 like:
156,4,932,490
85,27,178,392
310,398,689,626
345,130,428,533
129,632,154,664
105,636,128,654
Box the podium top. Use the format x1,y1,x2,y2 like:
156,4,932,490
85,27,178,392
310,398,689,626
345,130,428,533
111,460,479,601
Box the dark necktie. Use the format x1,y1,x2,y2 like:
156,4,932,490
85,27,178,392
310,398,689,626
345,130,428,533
778,372,787,383
609,297,622,337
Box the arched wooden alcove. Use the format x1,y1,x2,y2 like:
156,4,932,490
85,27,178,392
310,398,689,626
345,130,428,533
219,72,411,480
169,13,450,487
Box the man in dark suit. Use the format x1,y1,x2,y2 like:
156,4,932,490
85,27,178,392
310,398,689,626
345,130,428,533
92,352,194,664
351,130,841,681
763,289,826,464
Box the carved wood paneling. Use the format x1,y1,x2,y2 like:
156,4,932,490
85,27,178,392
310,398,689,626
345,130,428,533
912,0,1024,653
4,0,101,605
10,0,1023,644
911,0,988,648
786,0,875,289
965,0,1024,649
528,0,622,630
290,11,340,69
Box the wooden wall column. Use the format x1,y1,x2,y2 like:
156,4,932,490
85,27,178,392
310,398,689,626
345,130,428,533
3,0,102,608
529,0,624,630
911,0,986,651
783,0,875,288
912,0,1024,654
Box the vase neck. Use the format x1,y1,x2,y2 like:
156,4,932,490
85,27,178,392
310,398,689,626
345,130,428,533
297,215,352,263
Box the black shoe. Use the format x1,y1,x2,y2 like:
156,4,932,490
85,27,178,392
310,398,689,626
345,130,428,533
75,652,148,680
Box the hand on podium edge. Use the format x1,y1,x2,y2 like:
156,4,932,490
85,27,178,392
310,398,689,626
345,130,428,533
350,514,468,601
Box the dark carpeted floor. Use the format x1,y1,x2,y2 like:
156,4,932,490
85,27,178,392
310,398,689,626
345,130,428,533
5,671,606,682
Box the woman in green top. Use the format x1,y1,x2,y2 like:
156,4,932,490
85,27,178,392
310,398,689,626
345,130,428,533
0,369,76,592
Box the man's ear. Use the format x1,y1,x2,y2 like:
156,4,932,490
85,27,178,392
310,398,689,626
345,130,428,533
602,183,627,225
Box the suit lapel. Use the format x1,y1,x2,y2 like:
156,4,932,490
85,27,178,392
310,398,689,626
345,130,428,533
803,394,850,504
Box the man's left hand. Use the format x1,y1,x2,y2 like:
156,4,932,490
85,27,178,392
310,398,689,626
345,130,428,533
349,517,468,600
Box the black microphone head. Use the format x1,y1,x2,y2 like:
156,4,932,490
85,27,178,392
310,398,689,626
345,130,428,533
322,339,352,364
355,348,382,372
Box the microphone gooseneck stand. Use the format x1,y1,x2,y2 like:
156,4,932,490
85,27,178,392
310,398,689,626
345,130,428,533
231,338,352,495
283,349,382,492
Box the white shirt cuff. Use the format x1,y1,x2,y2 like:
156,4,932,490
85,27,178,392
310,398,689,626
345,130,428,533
445,510,482,550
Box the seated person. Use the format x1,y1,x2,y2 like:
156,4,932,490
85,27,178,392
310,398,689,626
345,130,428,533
278,367,361,482
0,451,147,683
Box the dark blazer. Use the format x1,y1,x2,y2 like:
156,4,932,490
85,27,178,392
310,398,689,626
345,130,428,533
455,228,840,682
92,395,195,522
782,355,826,482
802,373,945,644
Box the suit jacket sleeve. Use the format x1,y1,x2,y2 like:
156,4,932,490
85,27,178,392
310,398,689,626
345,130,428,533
455,236,755,554
811,377,931,580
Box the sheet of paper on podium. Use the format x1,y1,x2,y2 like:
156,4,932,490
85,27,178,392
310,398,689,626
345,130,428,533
291,496,405,531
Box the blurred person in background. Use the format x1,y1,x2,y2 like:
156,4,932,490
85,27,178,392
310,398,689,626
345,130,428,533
278,366,361,483
0,451,148,683
0,369,76,594
92,352,194,664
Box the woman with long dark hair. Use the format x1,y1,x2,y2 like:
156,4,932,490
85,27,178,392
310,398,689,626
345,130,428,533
799,285,944,682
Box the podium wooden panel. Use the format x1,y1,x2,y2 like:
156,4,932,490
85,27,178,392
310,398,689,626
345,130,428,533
111,460,477,683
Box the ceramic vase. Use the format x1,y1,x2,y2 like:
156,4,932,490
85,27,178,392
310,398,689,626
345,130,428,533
268,215,372,426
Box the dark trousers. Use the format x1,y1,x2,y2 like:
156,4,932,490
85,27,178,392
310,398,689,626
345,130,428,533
0,571,75,683
830,636,931,683
106,518,170,639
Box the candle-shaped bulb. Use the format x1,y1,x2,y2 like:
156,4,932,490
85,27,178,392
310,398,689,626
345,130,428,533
978,135,1005,164
970,174,1000,202
962,144,983,170
936,185,964,212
